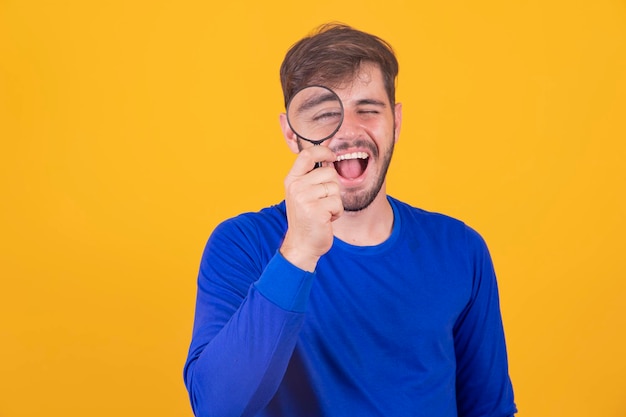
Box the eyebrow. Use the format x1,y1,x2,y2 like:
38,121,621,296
296,92,340,114
355,98,387,107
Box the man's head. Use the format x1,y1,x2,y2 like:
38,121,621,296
279,24,402,213
280,23,399,109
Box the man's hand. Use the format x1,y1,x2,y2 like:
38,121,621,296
280,146,343,272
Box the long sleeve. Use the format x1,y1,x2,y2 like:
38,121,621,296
183,215,315,417
453,227,517,417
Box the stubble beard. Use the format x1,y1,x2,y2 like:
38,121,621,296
296,135,396,213
342,138,395,212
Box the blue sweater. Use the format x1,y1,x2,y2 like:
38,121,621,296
184,197,516,417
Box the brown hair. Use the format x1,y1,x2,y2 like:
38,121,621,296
279,23,399,108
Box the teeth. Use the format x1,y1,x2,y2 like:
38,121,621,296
335,152,368,162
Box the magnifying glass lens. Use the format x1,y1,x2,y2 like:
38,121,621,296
286,86,343,145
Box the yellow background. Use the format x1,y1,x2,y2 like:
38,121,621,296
1,0,625,416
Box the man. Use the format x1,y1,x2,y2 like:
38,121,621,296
184,23,517,417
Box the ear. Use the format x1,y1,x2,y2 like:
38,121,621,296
393,102,403,143
279,113,300,154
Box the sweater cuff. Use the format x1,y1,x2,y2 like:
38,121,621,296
253,251,315,313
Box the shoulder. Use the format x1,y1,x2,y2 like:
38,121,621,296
389,196,487,251
205,202,288,259
214,201,287,238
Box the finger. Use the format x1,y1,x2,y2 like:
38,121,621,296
286,164,339,197
320,194,344,222
290,146,336,176
319,182,329,199
318,181,340,199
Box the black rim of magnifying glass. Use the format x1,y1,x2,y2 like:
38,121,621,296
286,85,345,146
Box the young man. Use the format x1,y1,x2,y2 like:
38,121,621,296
184,24,517,417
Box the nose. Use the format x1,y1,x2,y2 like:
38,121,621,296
333,108,362,141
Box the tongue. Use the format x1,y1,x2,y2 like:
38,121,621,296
335,159,364,180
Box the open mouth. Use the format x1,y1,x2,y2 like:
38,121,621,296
334,151,369,180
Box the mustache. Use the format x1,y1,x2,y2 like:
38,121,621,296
330,139,378,158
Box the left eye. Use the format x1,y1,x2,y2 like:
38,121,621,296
313,111,342,122
320,111,340,118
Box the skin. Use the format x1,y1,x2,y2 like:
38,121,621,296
278,63,403,272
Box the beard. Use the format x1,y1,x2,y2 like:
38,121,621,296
341,138,395,212
296,134,396,212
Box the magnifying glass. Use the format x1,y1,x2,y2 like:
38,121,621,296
286,85,344,168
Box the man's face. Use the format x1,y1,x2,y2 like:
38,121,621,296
297,63,402,212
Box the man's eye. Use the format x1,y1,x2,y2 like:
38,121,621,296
313,111,342,122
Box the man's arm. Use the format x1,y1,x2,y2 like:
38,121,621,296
184,146,340,416
454,227,517,417
183,218,315,417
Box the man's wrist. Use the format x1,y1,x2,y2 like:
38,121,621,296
279,245,320,273
254,251,316,313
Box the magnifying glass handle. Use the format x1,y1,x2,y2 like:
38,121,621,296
314,143,322,169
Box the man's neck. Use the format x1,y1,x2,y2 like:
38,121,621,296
331,192,394,247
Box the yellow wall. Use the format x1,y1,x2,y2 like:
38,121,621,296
1,1,624,416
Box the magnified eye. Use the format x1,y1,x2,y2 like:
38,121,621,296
312,109,342,123
286,85,344,144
